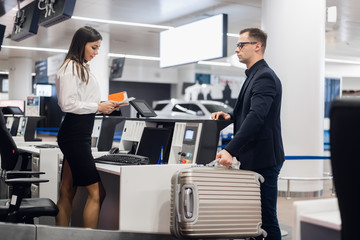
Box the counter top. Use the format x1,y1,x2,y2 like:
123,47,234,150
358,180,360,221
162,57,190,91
300,210,341,230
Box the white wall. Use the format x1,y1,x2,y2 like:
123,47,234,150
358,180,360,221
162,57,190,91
341,77,360,90
111,59,178,84
0,60,8,72
325,62,360,91
325,62,360,78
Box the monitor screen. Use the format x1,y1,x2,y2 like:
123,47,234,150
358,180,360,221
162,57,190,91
0,100,25,112
109,57,125,79
160,14,227,68
130,99,157,117
136,127,173,164
91,117,103,138
184,129,194,140
36,84,53,97
3,106,24,115
17,117,27,136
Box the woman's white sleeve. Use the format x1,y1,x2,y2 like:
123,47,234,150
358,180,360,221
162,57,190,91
57,70,98,114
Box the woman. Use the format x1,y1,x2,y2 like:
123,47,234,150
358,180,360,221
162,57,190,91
56,26,119,228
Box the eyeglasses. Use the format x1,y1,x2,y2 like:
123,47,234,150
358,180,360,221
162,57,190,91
236,42,257,49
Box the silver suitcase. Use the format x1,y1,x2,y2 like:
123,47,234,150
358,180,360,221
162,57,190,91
170,166,267,239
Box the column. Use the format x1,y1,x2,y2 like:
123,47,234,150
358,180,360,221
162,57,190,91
8,57,33,100
262,0,326,194
90,30,110,101
176,65,196,99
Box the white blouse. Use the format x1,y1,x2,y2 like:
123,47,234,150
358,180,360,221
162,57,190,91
56,60,100,114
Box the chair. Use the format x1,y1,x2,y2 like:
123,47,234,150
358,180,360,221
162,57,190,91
330,98,360,240
0,108,58,223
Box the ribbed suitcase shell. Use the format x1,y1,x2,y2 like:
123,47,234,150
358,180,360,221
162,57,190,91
170,167,266,239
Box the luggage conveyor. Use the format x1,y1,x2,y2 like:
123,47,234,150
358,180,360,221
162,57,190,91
0,222,177,240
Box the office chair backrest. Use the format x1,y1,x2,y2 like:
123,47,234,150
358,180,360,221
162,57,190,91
330,97,360,240
0,109,19,171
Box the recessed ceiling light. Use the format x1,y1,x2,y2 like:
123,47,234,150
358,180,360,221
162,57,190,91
71,16,174,30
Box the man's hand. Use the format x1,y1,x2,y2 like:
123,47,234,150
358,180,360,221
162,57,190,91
211,111,231,120
216,149,233,168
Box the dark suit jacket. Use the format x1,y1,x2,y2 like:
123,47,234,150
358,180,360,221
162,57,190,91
225,59,285,170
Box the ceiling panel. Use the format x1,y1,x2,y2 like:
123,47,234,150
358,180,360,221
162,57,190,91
0,0,360,66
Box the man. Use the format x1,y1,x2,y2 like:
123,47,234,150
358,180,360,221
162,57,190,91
211,28,285,240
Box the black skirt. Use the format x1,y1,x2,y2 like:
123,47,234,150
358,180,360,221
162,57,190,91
57,113,100,186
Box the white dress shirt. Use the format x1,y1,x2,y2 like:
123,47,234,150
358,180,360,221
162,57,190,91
56,60,100,114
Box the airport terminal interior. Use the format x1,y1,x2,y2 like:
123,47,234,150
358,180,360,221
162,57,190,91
1,0,360,239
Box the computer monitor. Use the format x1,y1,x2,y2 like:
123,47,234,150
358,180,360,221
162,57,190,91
136,127,173,164
17,117,27,136
97,116,125,151
130,99,157,117
9,117,20,136
5,116,14,131
2,106,24,115
91,117,103,147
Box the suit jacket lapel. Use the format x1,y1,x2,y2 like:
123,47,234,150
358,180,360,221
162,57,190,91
234,68,259,109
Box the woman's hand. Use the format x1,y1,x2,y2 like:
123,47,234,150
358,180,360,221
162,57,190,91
211,111,231,120
97,100,119,114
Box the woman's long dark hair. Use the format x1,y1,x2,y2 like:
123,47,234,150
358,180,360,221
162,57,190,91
59,26,102,84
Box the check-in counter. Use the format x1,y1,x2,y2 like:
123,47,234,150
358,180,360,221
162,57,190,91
70,118,231,233
71,163,191,233
17,117,231,232
17,142,62,203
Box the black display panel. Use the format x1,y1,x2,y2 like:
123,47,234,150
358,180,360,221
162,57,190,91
38,0,76,28
109,57,125,80
11,1,40,42
136,127,173,164
1,106,24,115
130,99,157,117
0,24,5,51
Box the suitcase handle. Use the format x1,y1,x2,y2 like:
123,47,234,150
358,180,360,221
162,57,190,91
181,185,198,222
206,157,240,169
184,188,193,218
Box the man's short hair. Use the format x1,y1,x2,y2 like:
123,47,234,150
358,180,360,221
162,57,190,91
240,28,267,52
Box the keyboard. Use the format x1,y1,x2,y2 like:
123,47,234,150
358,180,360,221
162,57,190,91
35,144,58,148
94,153,149,166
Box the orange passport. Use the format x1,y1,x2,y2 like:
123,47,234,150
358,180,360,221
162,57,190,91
108,91,135,106
108,91,127,102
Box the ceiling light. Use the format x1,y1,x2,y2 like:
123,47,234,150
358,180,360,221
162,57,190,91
197,61,231,67
325,58,360,64
227,33,239,38
108,53,160,61
0,71,35,76
2,45,67,53
71,16,174,30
